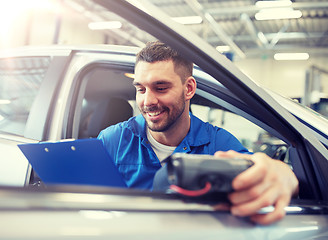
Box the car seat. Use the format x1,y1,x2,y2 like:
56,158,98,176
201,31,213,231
79,97,133,138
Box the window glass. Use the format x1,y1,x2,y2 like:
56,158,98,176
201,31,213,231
0,57,51,136
191,104,262,150
191,104,289,162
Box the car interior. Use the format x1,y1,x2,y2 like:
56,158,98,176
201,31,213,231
78,97,133,138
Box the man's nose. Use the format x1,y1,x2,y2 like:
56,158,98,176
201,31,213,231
144,90,158,106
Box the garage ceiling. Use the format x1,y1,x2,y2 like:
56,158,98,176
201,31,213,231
66,0,328,60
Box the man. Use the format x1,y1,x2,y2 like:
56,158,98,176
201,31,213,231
98,41,299,225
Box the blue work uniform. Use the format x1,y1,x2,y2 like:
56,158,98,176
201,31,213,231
98,113,249,190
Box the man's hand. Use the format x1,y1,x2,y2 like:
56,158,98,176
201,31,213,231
214,150,299,225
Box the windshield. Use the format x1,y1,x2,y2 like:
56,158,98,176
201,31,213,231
267,89,328,138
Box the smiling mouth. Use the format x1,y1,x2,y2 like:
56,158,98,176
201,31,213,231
147,111,162,117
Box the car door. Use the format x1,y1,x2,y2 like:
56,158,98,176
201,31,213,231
0,49,71,186
92,0,328,237
94,0,328,201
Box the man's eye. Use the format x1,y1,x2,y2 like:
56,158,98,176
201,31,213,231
136,88,145,93
157,87,168,91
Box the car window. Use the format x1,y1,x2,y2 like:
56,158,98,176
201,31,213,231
0,56,51,136
191,102,289,163
68,64,137,139
191,104,262,150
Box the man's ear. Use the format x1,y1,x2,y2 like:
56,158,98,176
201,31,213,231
185,76,197,101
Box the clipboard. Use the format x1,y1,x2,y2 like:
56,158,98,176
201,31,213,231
18,138,127,188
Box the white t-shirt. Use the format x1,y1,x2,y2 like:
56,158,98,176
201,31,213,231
147,129,176,166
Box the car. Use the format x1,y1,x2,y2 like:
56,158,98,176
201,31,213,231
0,0,328,239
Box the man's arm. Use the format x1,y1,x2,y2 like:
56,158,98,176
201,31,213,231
214,150,299,225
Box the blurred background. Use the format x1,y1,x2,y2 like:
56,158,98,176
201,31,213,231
0,0,328,114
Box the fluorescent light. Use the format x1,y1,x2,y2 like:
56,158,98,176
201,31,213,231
286,226,319,233
255,0,292,8
172,16,203,25
88,21,122,30
274,53,309,60
0,99,11,105
255,8,302,20
216,45,231,52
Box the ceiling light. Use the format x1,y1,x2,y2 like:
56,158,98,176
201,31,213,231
216,45,231,52
286,226,319,233
255,0,292,8
172,16,203,25
0,99,11,105
255,8,302,20
274,53,309,60
88,21,122,30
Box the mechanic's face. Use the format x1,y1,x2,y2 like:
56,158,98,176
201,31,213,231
133,60,189,132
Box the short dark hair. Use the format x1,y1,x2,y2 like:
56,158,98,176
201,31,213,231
136,41,193,81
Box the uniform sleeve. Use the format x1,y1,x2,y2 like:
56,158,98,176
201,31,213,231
97,124,123,162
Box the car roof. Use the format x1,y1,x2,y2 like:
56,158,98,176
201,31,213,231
0,44,140,58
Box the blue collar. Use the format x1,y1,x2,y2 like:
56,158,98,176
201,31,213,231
185,114,211,147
